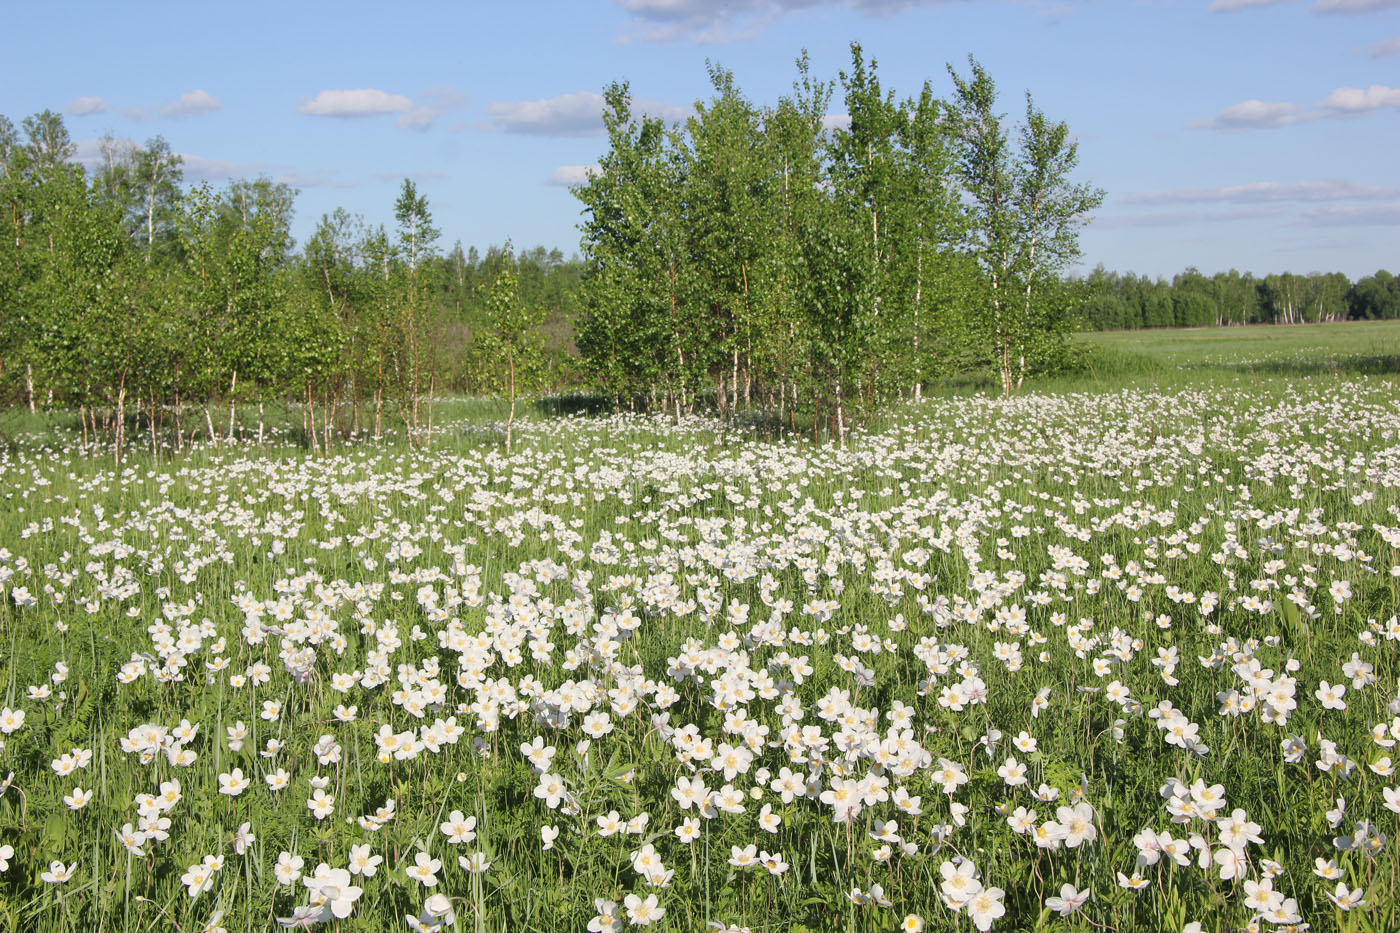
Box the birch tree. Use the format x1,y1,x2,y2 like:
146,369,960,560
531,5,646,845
946,58,1103,395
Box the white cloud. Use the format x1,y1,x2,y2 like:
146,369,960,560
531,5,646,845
276,168,353,189
1370,36,1400,56
78,135,344,187
544,164,600,186
1314,0,1400,11
70,138,110,170
487,92,608,136
1319,84,1400,112
120,106,150,123
1092,207,1280,229
1298,204,1400,225
615,0,963,42
404,86,470,130
1209,0,1295,10
179,152,260,182
299,86,466,131
485,91,690,136
160,89,222,119
1106,180,1400,231
1122,180,1398,205
374,171,448,183
66,96,108,116
396,108,439,131
1198,83,1400,129
822,113,852,132
299,89,415,118
1196,99,1310,129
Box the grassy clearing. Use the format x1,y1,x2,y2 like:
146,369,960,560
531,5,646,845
1077,320,1400,379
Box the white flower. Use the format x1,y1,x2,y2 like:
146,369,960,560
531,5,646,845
624,892,665,925
728,844,758,868
218,769,250,796
1316,681,1347,710
534,772,567,809
1045,883,1089,916
303,864,362,920
307,788,335,820
348,843,382,877
966,887,1005,931
274,851,304,886
232,821,255,856
996,756,1028,787
1054,802,1097,848
181,861,216,898
675,817,701,844
41,860,76,884
940,859,982,907
588,899,622,933
407,851,442,887
441,810,477,845
458,851,491,873
412,892,456,930
63,787,93,810
1328,882,1366,911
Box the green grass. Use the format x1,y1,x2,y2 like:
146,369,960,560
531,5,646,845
1077,319,1400,377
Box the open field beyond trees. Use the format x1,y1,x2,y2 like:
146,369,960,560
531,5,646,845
0,325,1398,932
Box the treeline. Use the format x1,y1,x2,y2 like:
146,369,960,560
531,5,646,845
0,110,583,459
1076,266,1400,331
572,46,1103,434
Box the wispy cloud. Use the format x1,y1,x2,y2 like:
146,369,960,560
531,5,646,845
299,88,415,118
66,96,108,116
1314,0,1400,12
397,87,470,132
160,89,222,119
1369,36,1400,56
544,164,599,186
1196,83,1400,129
1105,179,1400,230
276,168,353,189
1212,0,1400,10
1121,180,1400,206
298,86,467,130
486,92,609,136
76,136,347,188
178,153,260,182
1209,0,1295,11
485,91,690,136
1319,84,1400,112
374,170,448,184
1092,207,1281,229
1297,203,1400,225
1194,99,1310,130
614,0,964,43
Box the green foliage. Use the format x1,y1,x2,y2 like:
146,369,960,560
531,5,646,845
476,245,547,450
574,46,1105,426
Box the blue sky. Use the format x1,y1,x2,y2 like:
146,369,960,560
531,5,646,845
3,0,1397,279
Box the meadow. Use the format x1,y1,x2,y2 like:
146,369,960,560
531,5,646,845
1,322,1398,932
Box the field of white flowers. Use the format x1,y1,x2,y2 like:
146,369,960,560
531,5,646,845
1,378,1398,932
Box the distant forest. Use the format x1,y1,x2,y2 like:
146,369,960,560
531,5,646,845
1074,266,1400,331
